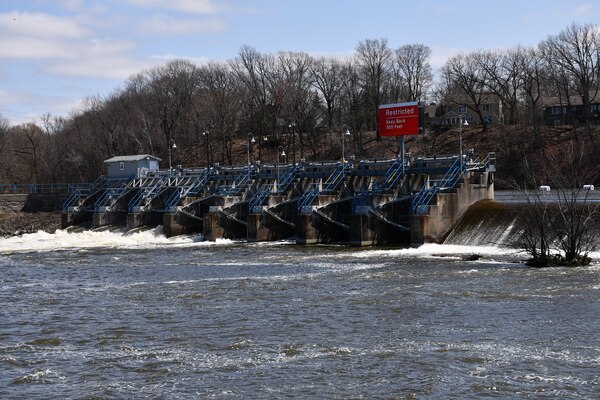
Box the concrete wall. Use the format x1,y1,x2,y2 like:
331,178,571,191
410,172,494,246
22,193,70,212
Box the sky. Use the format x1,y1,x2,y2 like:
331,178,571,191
1,0,599,126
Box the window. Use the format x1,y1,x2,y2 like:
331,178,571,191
591,104,600,113
458,105,467,113
482,104,491,112
119,162,125,171
483,115,493,124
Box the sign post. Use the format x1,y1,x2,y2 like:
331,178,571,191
378,101,423,174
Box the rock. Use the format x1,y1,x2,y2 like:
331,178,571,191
0,211,61,237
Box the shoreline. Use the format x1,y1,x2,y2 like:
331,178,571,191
0,211,61,238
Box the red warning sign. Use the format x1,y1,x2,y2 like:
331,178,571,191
378,101,421,136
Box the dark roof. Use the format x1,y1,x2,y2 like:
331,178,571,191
541,92,600,107
103,154,162,163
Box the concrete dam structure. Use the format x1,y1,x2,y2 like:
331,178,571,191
61,154,496,246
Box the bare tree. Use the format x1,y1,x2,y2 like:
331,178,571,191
355,38,392,137
230,46,275,137
339,60,366,153
197,62,240,165
514,142,599,266
311,57,344,135
144,60,201,163
441,53,489,131
0,115,12,182
394,43,433,102
519,46,545,140
475,48,523,125
541,23,600,143
278,51,316,160
0,114,9,153
11,123,46,182
544,143,599,263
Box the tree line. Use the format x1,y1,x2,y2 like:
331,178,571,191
0,23,599,184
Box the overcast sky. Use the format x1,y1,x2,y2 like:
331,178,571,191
1,0,599,125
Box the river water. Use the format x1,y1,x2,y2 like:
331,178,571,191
1,228,599,399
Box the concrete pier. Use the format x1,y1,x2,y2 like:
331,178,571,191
410,172,494,246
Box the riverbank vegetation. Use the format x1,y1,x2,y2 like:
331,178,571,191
514,143,600,267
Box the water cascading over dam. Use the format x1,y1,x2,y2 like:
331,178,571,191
444,191,600,248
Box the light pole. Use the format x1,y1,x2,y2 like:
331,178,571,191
202,130,210,166
341,125,351,163
168,138,177,175
288,122,295,164
247,133,255,167
277,145,286,191
459,114,468,163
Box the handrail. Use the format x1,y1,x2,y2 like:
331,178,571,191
248,185,273,212
128,178,166,212
382,159,405,191
0,182,92,195
62,187,91,211
94,187,126,211
277,164,301,193
297,162,351,212
219,166,254,195
411,157,465,214
164,171,212,211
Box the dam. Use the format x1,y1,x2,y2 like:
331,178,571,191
58,153,496,246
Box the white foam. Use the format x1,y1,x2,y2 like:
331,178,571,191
0,227,235,254
347,243,521,260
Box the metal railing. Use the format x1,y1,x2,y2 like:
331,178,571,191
94,187,126,212
297,162,351,212
0,182,92,195
277,164,301,193
219,166,254,196
351,159,405,213
62,187,92,211
164,170,213,211
381,159,405,191
128,178,167,212
411,157,465,215
248,185,273,213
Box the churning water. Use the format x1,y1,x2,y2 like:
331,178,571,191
1,228,599,399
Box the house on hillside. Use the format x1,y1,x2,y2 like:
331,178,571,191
428,93,503,127
542,94,600,126
104,154,161,179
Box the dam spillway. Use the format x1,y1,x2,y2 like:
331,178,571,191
60,154,496,247
444,190,600,248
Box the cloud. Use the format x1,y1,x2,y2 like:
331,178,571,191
0,37,78,59
47,39,158,79
0,89,82,126
429,46,465,70
137,14,227,35
125,0,226,14
0,9,156,80
151,54,212,64
0,11,89,39
0,11,92,60
571,3,594,16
